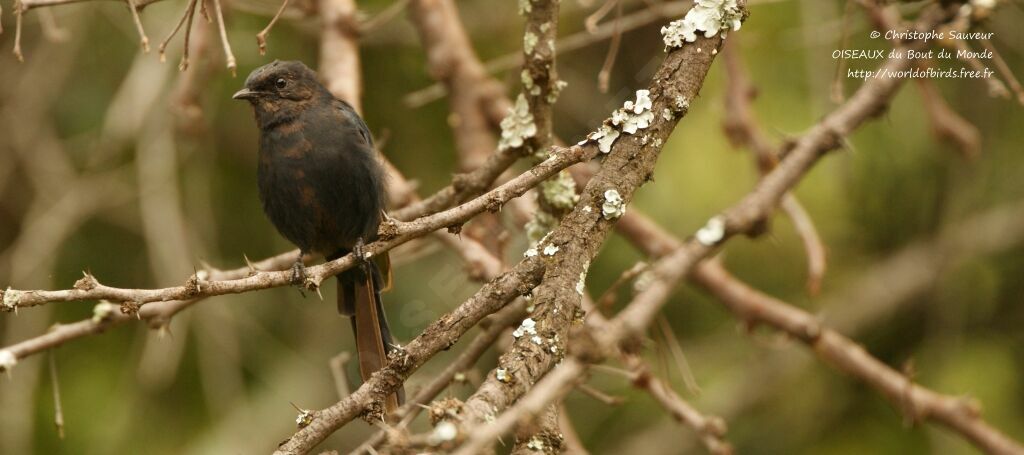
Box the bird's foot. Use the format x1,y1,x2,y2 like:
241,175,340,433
353,237,372,271
290,257,308,297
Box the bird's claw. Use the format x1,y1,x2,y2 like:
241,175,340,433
353,237,372,271
290,260,308,297
290,261,306,284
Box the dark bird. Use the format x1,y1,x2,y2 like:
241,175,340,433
233,60,402,411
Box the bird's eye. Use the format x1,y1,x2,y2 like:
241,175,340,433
275,78,288,89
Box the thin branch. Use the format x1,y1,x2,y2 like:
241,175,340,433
721,37,827,295
596,1,622,93
915,77,981,160
694,260,1024,455
594,261,647,311
446,4,978,453
13,0,24,62
256,0,291,55
448,17,736,452
584,0,618,33
318,0,361,111
277,6,735,450
359,0,409,33
37,8,69,42
1,145,593,311
210,0,235,75
629,358,730,455
404,1,692,109
181,0,200,70
329,352,352,399
125,0,150,52
49,351,65,439
158,0,198,64
576,383,624,405
1,251,304,360
978,38,1024,106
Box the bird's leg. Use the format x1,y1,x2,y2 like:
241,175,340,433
353,237,372,274
290,251,307,286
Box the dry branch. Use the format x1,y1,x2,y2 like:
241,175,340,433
1,145,592,312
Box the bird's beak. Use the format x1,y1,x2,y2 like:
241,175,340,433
232,88,261,100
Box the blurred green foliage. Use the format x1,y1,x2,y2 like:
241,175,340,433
1,0,1023,453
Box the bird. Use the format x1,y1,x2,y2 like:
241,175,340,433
233,60,402,412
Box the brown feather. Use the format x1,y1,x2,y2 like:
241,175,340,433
352,270,400,412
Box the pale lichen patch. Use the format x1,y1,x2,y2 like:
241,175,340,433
2,288,22,311
524,31,539,55
540,171,580,210
0,350,17,375
696,216,726,245
498,94,537,151
92,301,118,323
661,0,744,49
429,421,459,445
602,189,626,220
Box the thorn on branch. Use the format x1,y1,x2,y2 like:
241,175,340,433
2,287,23,312
120,301,141,319
74,271,99,291
292,402,315,429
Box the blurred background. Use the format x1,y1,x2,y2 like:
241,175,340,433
1,0,1023,453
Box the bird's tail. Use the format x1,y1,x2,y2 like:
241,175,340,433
335,254,403,413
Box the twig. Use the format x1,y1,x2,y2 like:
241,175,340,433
403,1,692,108
158,0,198,64
319,0,362,111
49,350,65,439
557,404,590,455
353,300,527,454
596,1,622,93
584,0,618,33
125,0,150,52
576,383,624,405
694,260,1024,455
277,6,734,450
359,0,409,33
779,194,826,295
2,145,593,311
594,261,647,311
448,16,735,452
978,38,1024,106
329,352,352,399
446,5,980,453
256,0,291,55
630,360,730,455
721,37,827,295
655,315,700,396
210,0,235,75
830,0,855,103
37,8,69,42
915,77,981,160
943,36,1009,99
13,0,24,62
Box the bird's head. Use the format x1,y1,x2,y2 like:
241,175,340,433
233,60,328,117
